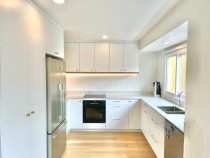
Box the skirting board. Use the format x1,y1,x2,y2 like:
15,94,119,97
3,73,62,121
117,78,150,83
68,129,142,132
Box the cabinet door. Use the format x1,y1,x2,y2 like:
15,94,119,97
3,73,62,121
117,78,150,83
0,1,29,158
109,43,124,72
65,43,80,72
124,43,139,72
95,43,109,72
80,43,94,72
128,100,141,129
44,17,64,58
141,102,149,138
70,99,83,129
58,30,64,58
27,4,47,158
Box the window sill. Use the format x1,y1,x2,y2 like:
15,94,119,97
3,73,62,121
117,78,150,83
163,93,185,108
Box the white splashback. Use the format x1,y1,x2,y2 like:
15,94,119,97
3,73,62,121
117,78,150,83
66,52,158,92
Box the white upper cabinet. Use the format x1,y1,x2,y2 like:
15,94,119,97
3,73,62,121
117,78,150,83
65,43,80,72
124,43,139,72
44,18,64,58
95,43,109,72
80,43,95,72
109,43,124,72
64,42,139,73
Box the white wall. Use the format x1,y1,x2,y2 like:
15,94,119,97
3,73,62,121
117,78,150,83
140,0,210,157
66,52,158,93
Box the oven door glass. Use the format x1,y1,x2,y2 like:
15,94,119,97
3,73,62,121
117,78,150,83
83,100,106,123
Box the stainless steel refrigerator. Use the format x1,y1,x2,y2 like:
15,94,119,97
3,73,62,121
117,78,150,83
46,57,67,158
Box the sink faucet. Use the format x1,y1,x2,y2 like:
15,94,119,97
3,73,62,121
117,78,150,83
177,91,184,107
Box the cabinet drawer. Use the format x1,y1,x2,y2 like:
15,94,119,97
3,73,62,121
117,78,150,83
107,104,129,117
106,117,128,129
107,100,129,105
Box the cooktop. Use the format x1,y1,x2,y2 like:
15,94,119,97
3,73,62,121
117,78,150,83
83,94,106,98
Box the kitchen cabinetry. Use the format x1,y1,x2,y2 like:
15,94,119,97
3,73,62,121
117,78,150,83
44,16,64,58
0,1,63,158
70,99,83,129
27,3,47,158
68,99,141,130
0,1,29,158
65,42,139,73
80,43,95,72
109,43,124,72
141,101,164,158
95,43,109,72
141,101,149,139
128,100,141,129
65,43,80,72
106,100,129,129
124,43,139,72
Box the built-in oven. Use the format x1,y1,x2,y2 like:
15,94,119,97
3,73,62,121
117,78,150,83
83,100,106,123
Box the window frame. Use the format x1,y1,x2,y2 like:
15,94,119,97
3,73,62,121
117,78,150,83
164,48,187,100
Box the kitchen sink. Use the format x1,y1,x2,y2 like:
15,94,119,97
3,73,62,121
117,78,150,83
158,106,185,114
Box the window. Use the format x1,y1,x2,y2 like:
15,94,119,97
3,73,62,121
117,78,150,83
165,49,187,98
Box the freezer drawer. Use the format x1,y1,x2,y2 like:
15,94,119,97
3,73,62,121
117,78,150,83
48,120,67,158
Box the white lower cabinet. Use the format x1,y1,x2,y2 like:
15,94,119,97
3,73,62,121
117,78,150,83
141,101,164,158
106,117,129,129
106,100,141,130
68,99,141,130
69,99,83,129
129,100,141,129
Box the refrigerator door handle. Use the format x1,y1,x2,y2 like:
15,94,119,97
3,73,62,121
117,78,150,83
58,83,63,121
52,120,68,139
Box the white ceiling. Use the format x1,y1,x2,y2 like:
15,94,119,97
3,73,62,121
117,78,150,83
32,0,180,41
140,21,188,53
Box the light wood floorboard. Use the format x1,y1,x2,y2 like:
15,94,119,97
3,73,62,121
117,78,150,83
62,132,156,158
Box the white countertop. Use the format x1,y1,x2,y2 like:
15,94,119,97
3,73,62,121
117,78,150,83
141,96,185,133
66,94,142,100
66,94,185,133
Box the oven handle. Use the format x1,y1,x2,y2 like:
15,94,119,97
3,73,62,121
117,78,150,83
89,103,100,105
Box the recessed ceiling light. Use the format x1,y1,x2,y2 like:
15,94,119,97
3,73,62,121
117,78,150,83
163,41,171,45
102,35,108,39
53,0,65,4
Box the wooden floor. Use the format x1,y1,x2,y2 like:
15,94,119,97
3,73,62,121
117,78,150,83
62,132,156,158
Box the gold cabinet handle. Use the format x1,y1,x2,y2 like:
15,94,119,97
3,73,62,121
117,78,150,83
55,52,59,55
31,111,35,115
144,110,147,114
26,113,31,117
151,118,158,125
151,135,158,143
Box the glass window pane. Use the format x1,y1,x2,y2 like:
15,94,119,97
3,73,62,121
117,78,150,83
181,54,187,95
166,56,177,93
